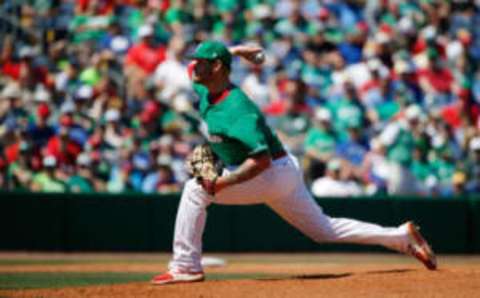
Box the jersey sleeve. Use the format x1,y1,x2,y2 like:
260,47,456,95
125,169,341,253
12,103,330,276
227,114,268,156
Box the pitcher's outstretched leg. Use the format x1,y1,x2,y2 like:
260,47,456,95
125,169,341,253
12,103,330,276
268,184,436,269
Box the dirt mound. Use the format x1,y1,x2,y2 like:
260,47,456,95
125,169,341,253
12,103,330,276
1,254,479,298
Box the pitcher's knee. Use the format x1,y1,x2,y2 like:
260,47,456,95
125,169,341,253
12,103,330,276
311,228,337,243
320,230,337,242
308,220,337,243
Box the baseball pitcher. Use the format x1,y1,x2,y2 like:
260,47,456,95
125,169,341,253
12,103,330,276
151,41,437,285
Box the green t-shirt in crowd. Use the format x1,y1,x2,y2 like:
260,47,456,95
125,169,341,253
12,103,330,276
273,113,310,137
387,129,415,166
69,15,113,44
301,64,333,95
7,162,32,191
304,127,337,155
79,67,101,86
212,18,246,43
67,175,94,193
32,173,66,193
431,158,456,185
328,98,363,139
164,8,193,25
410,160,432,182
194,84,284,166
213,0,238,12
375,100,400,122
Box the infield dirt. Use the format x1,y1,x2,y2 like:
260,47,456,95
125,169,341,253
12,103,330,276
1,253,479,298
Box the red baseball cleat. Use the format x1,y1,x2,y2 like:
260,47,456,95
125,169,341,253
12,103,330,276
151,271,205,285
405,221,437,270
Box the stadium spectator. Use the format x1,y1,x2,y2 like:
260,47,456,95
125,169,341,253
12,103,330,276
29,104,54,145
6,141,36,191
67,152,103,193
44,124,82,167
466,137,480,193
30,155,66,192
153,36,192,104
142,154,179,194
335,122,368,167
311,158,363,197
303,108,337,180
125,24,166,78
271,78,311,156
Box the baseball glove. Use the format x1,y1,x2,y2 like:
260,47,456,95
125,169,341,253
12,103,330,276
186,144,222,194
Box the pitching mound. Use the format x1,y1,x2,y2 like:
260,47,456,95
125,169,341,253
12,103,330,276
0,253,479,297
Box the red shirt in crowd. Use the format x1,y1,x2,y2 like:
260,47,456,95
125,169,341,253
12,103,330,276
1,60,50,85
77,0,115,15
441,102,480,129
125,42,166,74
417,67,453,93
45,136,82,166
4,142,20,164
1,60,21,80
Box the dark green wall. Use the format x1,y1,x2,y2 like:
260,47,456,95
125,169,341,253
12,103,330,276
1,192,479,253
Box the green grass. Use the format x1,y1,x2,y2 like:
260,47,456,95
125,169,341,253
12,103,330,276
0,272,152,290
0,260,91,266
0,258,168,266
0,272,286,290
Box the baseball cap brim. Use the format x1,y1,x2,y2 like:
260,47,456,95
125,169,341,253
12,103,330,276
186,53,231,69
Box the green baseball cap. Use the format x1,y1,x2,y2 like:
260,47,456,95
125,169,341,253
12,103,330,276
188,41,232,67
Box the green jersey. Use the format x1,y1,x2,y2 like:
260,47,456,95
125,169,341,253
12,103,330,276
67,175,94,193
410,160,432,182
32,173,66,193
304,127,337,155
194,84,284,166
327,98,363,140
387,129,415,166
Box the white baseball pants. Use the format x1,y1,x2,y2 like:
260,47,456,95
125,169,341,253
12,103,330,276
169,155,410,273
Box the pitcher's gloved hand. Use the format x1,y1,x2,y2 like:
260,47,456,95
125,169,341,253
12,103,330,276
186,144,222,195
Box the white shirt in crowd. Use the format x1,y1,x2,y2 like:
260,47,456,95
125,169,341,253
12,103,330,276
311,176,363,198
153,56,192,101
242,73,270,108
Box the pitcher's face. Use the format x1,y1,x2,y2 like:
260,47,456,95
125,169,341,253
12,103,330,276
191,59,215,83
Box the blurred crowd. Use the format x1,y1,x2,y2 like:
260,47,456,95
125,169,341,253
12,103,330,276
1,0,480,197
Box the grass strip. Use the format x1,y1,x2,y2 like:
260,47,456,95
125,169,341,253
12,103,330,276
0,258,170,266
0,272,288,290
